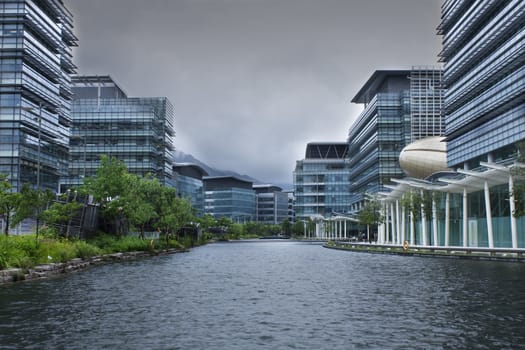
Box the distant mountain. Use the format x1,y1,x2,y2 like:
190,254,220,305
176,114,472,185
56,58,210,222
173,150,293,191
172,150,260,183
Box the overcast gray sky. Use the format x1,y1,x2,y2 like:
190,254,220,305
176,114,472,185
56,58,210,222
63,0,442,185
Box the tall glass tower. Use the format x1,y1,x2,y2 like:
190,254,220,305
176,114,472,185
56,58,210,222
0,0,77,191
439,0,525,169
347,68,444,212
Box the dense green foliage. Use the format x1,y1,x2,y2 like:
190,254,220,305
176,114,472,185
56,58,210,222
0,155,301,271
0,233,190,270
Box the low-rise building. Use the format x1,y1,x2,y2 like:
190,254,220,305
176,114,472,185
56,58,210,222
173,163,208,217
293,142,351,221
254,184,289,225
203,176,255,222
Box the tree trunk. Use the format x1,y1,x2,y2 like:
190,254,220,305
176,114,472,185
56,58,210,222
4,215,9,236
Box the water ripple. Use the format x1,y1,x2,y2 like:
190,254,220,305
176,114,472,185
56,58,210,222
1,241,525,349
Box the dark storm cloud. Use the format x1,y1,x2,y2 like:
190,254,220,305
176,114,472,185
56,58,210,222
63,0,442,184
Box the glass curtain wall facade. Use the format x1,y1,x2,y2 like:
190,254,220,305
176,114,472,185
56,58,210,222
414,0,525,248
0,0,76,191
254,185,289,224
203,176,256,222
293,142,351,220
173,163,208,217
439,0,525,169
61,75,175,190
410,68,444,140
347,69,444,212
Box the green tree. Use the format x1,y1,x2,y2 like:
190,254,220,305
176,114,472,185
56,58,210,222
292,220,305,237
40,199,83,237
357,197,383,242
0,175,21,236
281,219,292,236
80,156,133,236
124,176,160,239
197,214,217,234
153,186,194,247
14,184,55,243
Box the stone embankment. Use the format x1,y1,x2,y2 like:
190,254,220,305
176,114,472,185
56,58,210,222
0,249,186,285
324,241,525,263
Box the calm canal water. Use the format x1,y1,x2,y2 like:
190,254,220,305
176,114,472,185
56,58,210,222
1,240,525,349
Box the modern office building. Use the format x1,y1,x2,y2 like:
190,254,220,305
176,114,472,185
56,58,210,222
203,176,256,222
439,0,525,170
173,163,208,217
60,75,175,191
285,190,295,223
293,142,351,221
0,0,77,191
347,68,444,212
253,184,289,225
368,1,525,250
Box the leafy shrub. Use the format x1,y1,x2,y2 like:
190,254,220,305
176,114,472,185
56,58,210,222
74,241,102,259
88,234,150,253
44,240,77,263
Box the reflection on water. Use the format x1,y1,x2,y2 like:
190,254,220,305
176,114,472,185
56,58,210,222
1,241,525,349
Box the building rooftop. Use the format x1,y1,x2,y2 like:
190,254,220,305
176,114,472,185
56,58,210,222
351,70,411,104
305,142,349,159
173,163,209,179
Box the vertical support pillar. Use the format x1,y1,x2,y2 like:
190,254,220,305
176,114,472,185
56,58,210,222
409,211,415,245
381,203,390,244
421,191,427,246
400,206,405,245
445,192,450,247
388,203,397,244
432,195,438,246
344,220,347,240
462,188,468,247
395,200,401,245
509,175,518,249
484,181,494,248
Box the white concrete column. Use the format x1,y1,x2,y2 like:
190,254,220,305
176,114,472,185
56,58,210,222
385,203,390,244
390,203,396,244
344,220,347,240
445,192,450,247
399,211,408,244
462,188,468,247
421,191,428,246
396,200,401,245
484,181,494,248
400,206,406,245
410,211,415,245
432,195,438,246
509,175,518,249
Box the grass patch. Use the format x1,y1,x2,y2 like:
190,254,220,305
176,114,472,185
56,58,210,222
0,232,189,271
